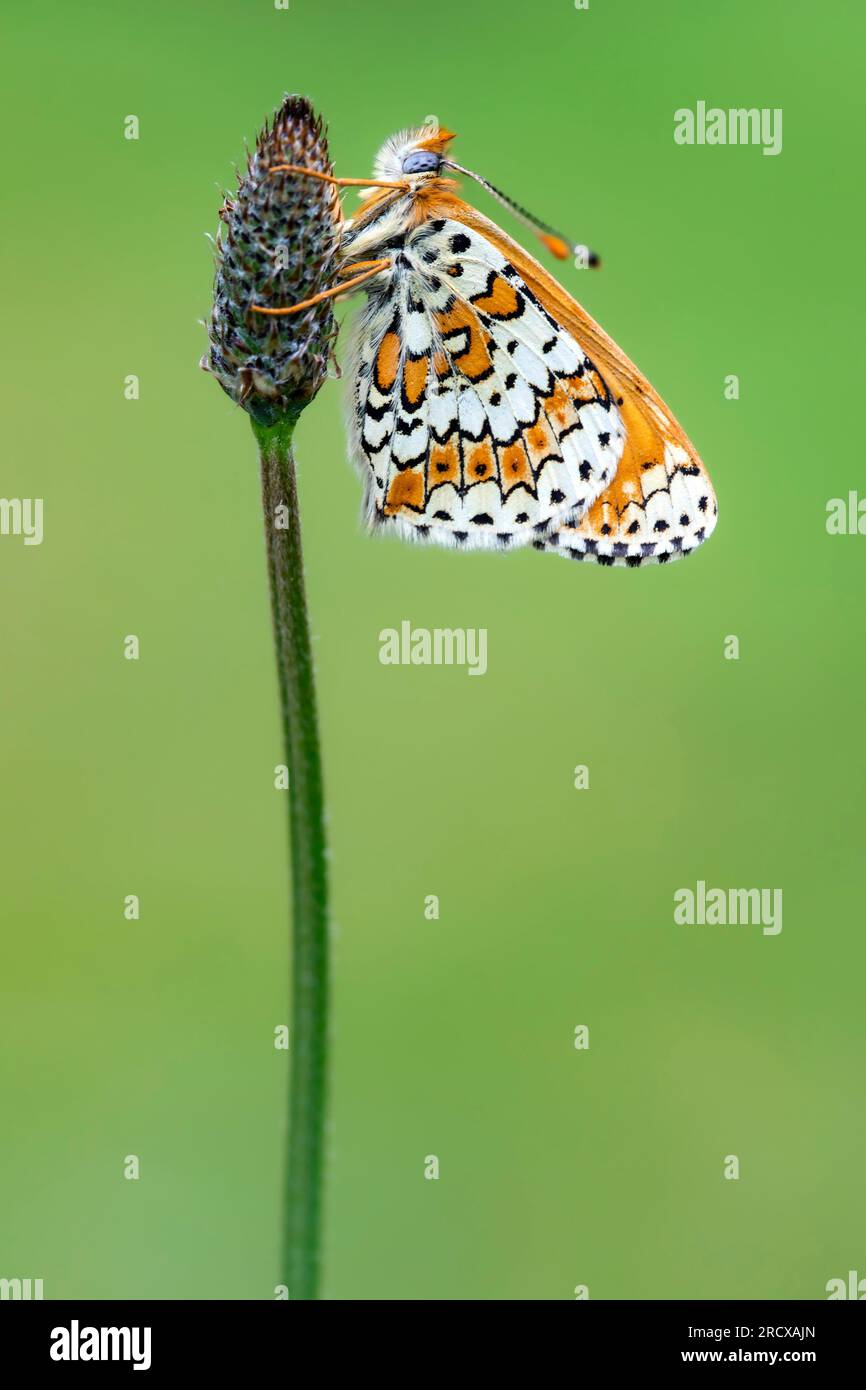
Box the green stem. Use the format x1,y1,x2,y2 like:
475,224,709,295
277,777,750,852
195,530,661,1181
253,414,328,1301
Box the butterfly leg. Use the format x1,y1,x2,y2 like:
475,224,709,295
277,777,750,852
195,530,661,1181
250,258,391,316
267,163,409,192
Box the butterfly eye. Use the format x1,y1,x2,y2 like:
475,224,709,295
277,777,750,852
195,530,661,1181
401,151,441,174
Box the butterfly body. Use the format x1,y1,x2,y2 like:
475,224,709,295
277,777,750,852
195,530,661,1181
295,120,718,565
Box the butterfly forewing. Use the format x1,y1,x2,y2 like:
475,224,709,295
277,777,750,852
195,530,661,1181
545,403,718,566
346,218,625,547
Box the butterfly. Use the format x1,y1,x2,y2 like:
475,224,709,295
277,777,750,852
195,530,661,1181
252,119,717,567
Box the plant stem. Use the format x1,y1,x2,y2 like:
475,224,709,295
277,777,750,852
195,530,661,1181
253,413,328,1301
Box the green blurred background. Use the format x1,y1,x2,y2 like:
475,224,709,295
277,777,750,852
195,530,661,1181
2,0,864,1300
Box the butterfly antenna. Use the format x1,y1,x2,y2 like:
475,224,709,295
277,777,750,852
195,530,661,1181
442,159,600,268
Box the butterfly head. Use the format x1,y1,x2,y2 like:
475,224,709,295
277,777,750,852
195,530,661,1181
368,119,601,270
372,119,457,184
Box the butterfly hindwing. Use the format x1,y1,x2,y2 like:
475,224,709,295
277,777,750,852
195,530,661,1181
346,218,625,548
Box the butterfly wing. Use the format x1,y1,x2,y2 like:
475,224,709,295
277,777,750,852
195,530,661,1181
545,399,718,566
430,198,718,566
345,217,626,548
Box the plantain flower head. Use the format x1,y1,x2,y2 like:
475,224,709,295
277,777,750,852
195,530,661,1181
203,95,341,426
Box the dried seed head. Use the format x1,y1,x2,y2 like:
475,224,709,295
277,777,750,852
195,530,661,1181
203,95,341,426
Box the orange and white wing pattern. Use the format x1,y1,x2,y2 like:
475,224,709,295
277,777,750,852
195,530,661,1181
435,202,718,567
345,219,626,548
542,394,718,567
